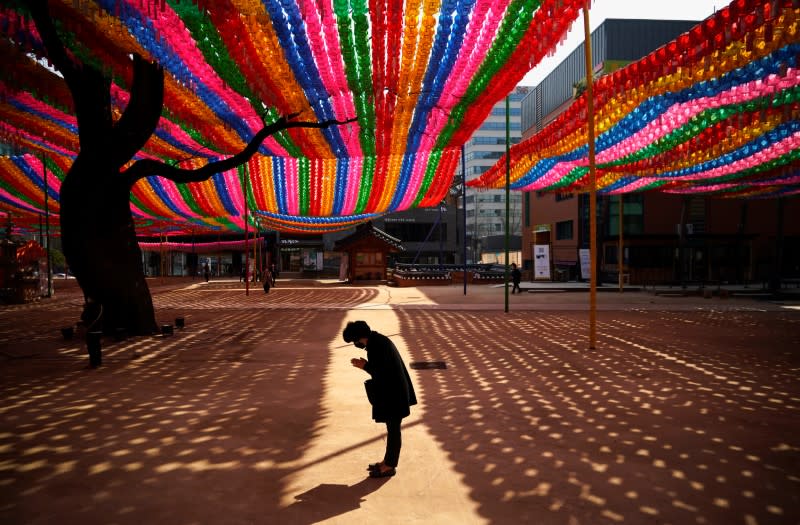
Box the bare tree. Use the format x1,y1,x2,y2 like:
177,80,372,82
27,1,353,334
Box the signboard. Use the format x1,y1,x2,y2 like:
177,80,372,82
533,244,551,280
579,249,591,281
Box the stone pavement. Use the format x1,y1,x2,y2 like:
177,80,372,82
1,278,799,524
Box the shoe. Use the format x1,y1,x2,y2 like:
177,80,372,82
369,467,396,478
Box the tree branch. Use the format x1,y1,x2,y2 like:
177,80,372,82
110,55,165,167
123,115,358,186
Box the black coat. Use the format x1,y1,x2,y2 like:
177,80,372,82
363,331,417,422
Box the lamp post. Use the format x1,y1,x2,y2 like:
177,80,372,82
583,1,598,349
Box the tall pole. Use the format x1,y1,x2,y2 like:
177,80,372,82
618,195,624,293
583,3,597,349
191,229,196,279
159,224,164,283
243,165,250,296
256,226,261,280
42,155,52,297
438,203,444,267
276,230,281,273
504,95,511,313
461,145,467,295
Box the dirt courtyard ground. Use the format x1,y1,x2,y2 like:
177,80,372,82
1,278,799,524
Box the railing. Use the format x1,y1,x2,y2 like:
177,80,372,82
390,263,507,286
393,263,502,273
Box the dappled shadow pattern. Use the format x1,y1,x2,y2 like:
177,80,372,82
0,304,347,524
399,309,800,524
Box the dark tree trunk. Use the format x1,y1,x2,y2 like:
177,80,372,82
61,156,157,334
31,2,163,335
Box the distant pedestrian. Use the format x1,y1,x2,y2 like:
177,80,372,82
344,320,417,478
203,263,211,283
263,268,272,293
511,263,521,294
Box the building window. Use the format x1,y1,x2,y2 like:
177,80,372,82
608,195,644,235
556,220,573,240
466,150,505,162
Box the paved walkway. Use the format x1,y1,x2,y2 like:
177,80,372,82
1,278,799,524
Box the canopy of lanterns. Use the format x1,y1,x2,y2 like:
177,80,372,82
0,0,584,236
0,1,795,239
468,0,800,200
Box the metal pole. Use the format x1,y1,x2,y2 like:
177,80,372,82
276,230,281,274
42,155,51,297
256,227,261,280
243,165,250,295
159,224,164,284
438,203,443,267
504,95,511,313
191,229,195,279
583,3,597,349
618,195,624,293
461,145,467,295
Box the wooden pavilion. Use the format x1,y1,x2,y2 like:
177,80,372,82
333,222,404,283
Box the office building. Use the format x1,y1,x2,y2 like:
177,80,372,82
519,19,800,284
464,86,528,263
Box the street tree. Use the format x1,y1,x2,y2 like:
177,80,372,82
25,1,352,335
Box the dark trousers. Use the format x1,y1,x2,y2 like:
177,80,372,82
512,282,521,293
383,417,402,468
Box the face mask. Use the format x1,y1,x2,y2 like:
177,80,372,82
354,342,366,349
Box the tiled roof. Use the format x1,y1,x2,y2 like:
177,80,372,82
333,221,405,251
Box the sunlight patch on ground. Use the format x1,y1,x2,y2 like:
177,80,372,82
277,310,485,524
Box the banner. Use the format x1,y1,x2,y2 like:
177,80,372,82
533,244,551,280
579,249,591,281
